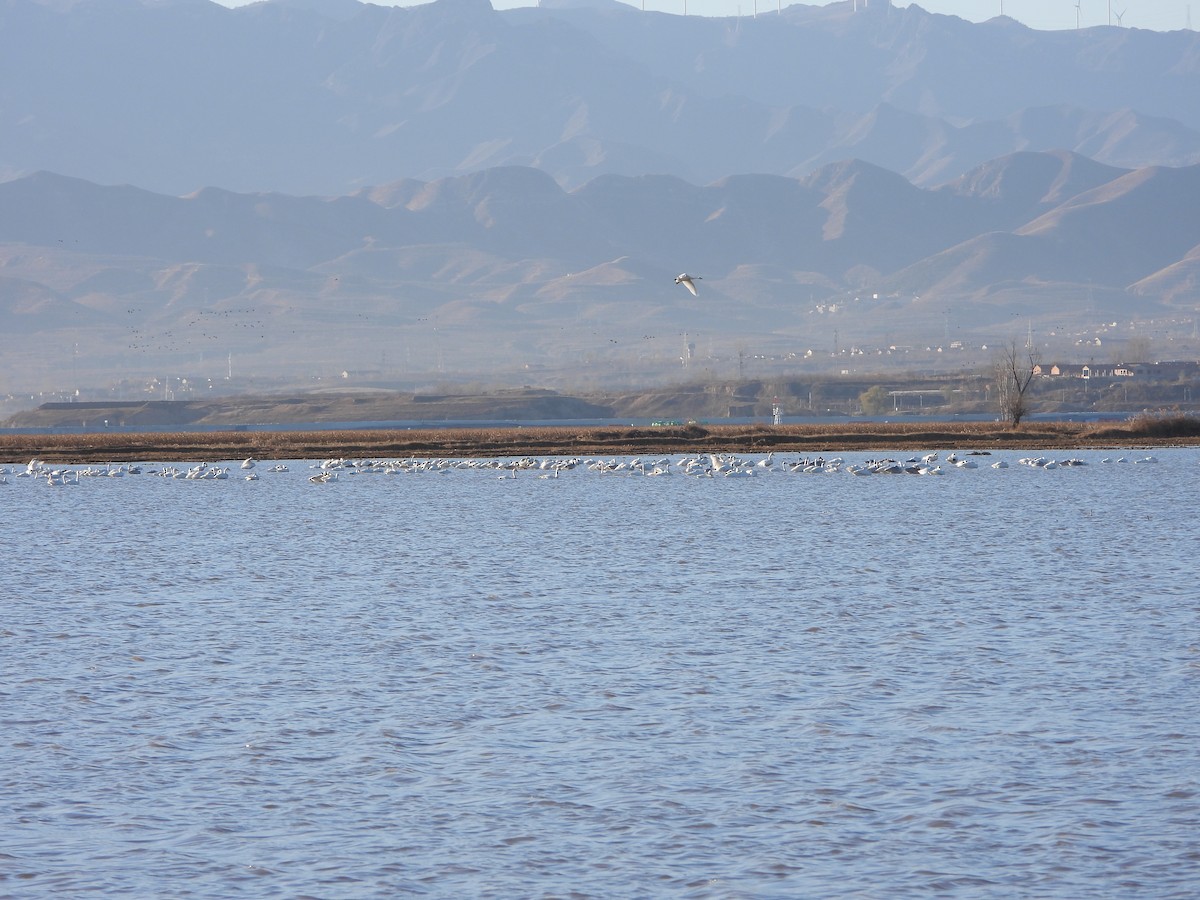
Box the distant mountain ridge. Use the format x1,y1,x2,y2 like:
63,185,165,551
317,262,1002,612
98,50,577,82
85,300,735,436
2,0,1199,194
5,152,1174,285
2,153,1198,392
3,0,1200,394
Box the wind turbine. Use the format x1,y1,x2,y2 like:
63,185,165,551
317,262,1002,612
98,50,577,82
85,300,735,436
1075,0,1082,29
1115,7,1125,25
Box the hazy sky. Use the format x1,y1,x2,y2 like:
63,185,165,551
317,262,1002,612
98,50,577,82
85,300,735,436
220,0,1195,32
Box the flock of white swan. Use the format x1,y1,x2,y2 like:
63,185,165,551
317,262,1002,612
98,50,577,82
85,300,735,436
0,450,1163,486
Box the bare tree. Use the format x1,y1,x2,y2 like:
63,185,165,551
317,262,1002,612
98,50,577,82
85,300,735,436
994,339,1041,426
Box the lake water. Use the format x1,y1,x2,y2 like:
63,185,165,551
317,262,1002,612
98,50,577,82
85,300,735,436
3,449,1199,898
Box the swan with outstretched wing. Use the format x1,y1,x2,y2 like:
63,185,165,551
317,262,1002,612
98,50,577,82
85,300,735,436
675,273,702,296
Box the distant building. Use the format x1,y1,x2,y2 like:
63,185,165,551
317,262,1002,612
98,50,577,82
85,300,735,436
1034,362,1148,378
1033,363,1079,377
1033,361,1198,379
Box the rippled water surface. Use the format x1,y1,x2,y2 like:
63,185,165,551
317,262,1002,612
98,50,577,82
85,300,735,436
3,449,1199,897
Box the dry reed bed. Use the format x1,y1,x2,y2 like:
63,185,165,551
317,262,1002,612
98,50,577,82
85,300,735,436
5,416,1200,464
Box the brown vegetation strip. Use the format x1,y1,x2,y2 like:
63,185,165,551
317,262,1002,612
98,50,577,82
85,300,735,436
4,418,1200,464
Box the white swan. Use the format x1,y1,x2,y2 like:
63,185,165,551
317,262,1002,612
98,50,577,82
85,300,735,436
675,273,702,296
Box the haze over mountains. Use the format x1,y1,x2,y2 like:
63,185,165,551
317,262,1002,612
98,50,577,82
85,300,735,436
1,0,1199,395
7,0,1200,193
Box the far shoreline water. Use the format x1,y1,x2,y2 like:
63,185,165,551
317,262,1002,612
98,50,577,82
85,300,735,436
4,419,1199,464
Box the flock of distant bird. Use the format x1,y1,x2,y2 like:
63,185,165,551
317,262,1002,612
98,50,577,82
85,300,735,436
0,451,1162,486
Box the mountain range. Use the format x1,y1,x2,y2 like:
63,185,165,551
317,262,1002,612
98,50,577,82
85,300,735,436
5,0,1200,194
1,0,1199,396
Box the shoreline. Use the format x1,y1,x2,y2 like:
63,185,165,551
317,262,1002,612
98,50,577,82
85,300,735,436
3,421,1197,464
